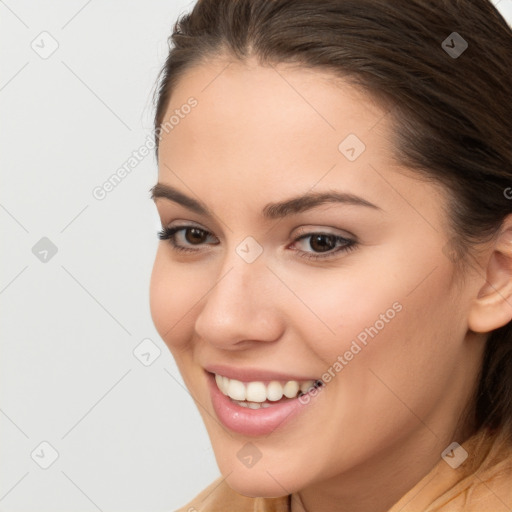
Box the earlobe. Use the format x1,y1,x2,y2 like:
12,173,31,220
468,218,512,333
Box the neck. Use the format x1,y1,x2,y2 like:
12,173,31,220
290,421,476,512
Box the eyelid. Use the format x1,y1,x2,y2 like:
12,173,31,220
293,225,356,241
163,222,355,243
164,219,208,229
158,223,358,262
164,220,216,234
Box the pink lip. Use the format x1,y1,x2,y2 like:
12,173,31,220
206,371,320,436
204,364,318,383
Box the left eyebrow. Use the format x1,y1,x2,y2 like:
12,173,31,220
150,183,381,220
262,189,381,219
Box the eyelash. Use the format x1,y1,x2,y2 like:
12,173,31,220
157,225,357,261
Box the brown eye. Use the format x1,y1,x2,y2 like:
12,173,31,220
292,231,357,261
157,225,219,253
309,234,338,253
185,228,209,245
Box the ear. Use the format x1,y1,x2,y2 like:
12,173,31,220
468,215,512,333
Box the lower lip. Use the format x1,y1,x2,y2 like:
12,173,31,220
207,372,317,436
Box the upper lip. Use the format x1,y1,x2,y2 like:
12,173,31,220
204,364,318,383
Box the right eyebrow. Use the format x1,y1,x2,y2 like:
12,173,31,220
150,183,210,216
150,183,381,220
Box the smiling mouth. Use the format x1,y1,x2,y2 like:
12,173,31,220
213,373,323,409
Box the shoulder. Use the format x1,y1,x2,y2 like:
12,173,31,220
174,476,290,512
449,427,512,512
388,426,512,512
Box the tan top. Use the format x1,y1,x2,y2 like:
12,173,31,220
176,426,512,512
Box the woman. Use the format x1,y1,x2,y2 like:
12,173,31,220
149,0,512,510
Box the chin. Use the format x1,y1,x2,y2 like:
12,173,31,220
224,472,293,499
213,449,304,499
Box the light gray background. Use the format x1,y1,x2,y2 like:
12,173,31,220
1,1,512,511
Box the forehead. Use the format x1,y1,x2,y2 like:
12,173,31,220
163,57,386,146
156,58,447,224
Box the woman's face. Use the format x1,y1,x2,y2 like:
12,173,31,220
150,58,485,497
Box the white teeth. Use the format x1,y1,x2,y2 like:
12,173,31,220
283,380,300,398
300,381,315,394
215,374,229,395
227,379,246,401
232,399,274,409
221,376,228,393
246,381,267,402
214,374,318,403
267,381,284,401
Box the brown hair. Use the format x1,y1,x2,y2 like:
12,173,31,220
153,0,512,438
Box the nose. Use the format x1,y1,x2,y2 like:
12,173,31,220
194,249,285,350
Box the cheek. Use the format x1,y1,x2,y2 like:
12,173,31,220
149,250,202,351
339,267,464,420
290,256,461,403
287,267,404,358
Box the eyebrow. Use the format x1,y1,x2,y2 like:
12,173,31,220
150,182,381,220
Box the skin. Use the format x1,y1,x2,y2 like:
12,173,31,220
149,56,511,512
